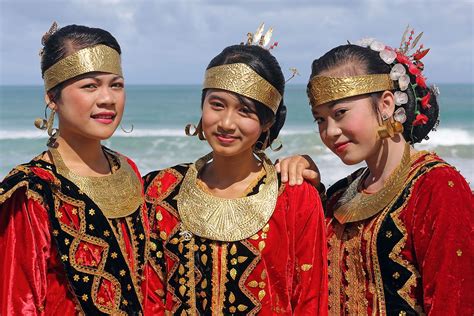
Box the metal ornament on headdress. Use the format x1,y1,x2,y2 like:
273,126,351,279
308,74,394,107
203,63,282,113
43,44,123,91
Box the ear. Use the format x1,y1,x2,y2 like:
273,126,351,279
377,90,395,117
44,93,57,110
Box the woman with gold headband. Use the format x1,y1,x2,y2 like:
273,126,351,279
0,24,149,315
306,32,473,314
143,25,328,315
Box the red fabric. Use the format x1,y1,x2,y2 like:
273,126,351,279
326,155,474,315
0,156,148,315
145,169,328,315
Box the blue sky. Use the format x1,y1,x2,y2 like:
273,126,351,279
0,0,472,85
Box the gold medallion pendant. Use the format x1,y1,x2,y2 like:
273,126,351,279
50,147,143,219
177,152,279,242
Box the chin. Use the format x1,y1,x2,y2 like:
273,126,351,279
338,155,364,166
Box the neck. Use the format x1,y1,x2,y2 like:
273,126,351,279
364,137,411,192
202,149,262,190
51,135,111,176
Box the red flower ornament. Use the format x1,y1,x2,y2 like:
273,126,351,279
421,92,431,109
413,113,429,126
408,62,421,76
416,75,427,88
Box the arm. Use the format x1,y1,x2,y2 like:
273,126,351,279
290,182,328,315
0,189,51,315
411,167,473,315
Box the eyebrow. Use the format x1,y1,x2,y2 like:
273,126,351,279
207,94,228,103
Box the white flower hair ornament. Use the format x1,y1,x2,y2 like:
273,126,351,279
355,27,435,130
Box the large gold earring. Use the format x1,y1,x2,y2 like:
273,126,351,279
378,113,404,139
46,108,60,147
185,118,205,140
34,105,48,130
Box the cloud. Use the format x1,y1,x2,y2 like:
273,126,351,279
0,0,472,85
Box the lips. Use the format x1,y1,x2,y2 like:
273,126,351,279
91,112,116,124
215,133,238,144
334,141,350,153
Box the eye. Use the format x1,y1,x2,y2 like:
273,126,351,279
313,117,324,125
334,108,348,118
210,101,224,109
81,83,97,90
239,106,255,115
111,82,124,89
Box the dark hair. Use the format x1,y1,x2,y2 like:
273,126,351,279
202,44,286,150
41,24,121,98
308,44,439,144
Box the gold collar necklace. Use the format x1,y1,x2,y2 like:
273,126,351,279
334,143,417,224
50,147,143,219
176,152,279,242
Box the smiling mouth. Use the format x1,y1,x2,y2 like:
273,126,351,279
91,113,116,123
334,141,350,152
215,133,238,143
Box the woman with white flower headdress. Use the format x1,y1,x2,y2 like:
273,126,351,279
304,29,473,315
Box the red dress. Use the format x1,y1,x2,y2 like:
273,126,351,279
0,149,149,315
143,164,328,315
325,152,473,315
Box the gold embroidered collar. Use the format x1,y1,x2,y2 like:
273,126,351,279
50,147,143,219
176,152,279,242
334,144,422,224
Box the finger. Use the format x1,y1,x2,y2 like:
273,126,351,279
288,161,298,186
274,159,281,173
295,163,306,185
302,170,320,186
279,159,289,182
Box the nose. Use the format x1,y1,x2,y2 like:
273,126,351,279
218,109,237,132
97,86,115,107
325,117,342,138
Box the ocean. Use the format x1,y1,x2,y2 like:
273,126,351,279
0,84,472,187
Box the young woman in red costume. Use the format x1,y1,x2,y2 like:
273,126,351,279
144,26,328,315
305,32,473,315
0,24,149,315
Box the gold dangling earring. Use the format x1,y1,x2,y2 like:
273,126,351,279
270,137,283,152
185,118,206,140
34,105,48,130
377,113,394,139
46,108,60,147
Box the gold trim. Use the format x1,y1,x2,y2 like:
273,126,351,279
176,152,278,242
203,63,282,113
43,44,123,91
334,143,411,224
50,147,143,219
308,74,394,107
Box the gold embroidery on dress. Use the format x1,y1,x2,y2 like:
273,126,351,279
343,224,369,315
327,220,343,315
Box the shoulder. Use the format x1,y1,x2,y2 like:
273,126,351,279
143,163,191,201
1,158,56,206
279,180,323,212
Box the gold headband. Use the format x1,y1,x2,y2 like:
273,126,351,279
43,44,123,91
308,74,394,107
203,63,282,113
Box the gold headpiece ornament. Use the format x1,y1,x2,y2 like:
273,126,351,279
308,74,394,107
203,23,281,113
203,63,282,113
43,44,123,91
